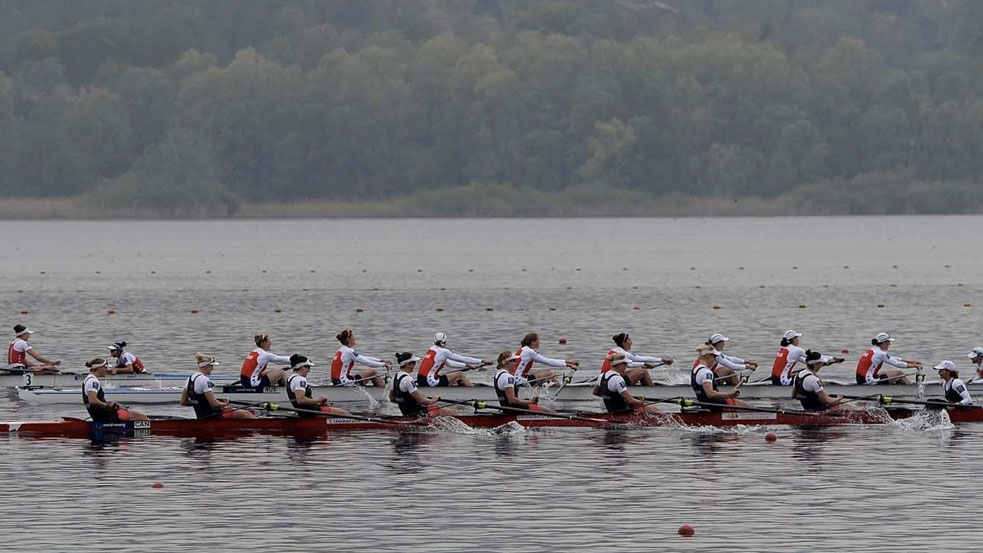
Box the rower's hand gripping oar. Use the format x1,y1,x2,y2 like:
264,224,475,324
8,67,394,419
438,398,612,424
227,400,420,425
843,394,982,410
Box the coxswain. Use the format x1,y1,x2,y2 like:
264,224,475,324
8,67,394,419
600,332,673,386
8,324,60,372
966,347,983,383
107,341,146,374
181,354,255,420
694,333,758,386
286,354,351,417
389,352,456,416
771,330,808,385
331,328,389,387
239,333,292,389
512,332,578,386
933,360,972,406
792,350,847,411
855,332,921,385
416,332,488,387
692,346,754,410
592,354,660,415
494,351,556,414
82,358,148,422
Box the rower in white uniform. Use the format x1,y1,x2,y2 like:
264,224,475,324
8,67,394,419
594,354,660,415
693,346,754,410
286,354,351,417
855,332,921,385
389,352,456,416
8,324,60,372
239,333,292,389
416,332,488,387
792,350,846,412
771,330,808,385
107,341,146,374
494,351,556,414
331,328,388,387
181,353,255,420
697,333,757,386
512,332,578,386
966,347,983,383
599,332,672,386
933,360,972,406
82,358,148,423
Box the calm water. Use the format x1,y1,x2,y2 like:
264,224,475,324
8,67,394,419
1,217,981,552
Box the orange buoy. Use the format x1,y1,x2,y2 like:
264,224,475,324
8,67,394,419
841,349,849,354
798,304,806,309
633,305,641,310
877,304,885,308
765,432,778,442
151,482,164,489
712,305,721,310
107,310,115,315
678,524,695,536
558,338,567,345
964,303,971,307
548,306,556,311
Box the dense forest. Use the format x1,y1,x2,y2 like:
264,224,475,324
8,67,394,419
1,0,983,216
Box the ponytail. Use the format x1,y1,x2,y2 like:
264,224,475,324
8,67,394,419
780,338,790,347
521,332,538,347
870,339,879,346
612,333,628,347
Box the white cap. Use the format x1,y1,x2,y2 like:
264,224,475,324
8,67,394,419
503,353,519,363
709,333,729,344
873,332,895,343
434,332,447,344
966,347,983,359
399,355,421,368
608,354,629,366
783,330,802,341
934,360,956,371
197,359,221,369
698,347,721,358
15,327,33,336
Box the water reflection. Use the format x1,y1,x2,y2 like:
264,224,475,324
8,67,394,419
687,431,740,457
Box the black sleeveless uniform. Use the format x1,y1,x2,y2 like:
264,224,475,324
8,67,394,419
794,370,826,411
599,372,632,414
393,372,427,416
82,375,120,423
691,365,728,411
186,372,224,419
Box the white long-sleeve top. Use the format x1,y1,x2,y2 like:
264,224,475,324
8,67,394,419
332,345,385,383
417,345,481,384
512,345,566,379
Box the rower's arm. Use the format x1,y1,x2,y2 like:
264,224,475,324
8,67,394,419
388,387,396,403
505,386,533,407
409,389,436,405
953,381,973,405
86,389,112,409
817,390,840,406
445,359,468,369
619,389,643,407
355,355,386,369
591,384,601,397
531,352,567,368
203,389,227,408
26,347,56,366
717,355,747,371
701,380,730,399
179,387,192,406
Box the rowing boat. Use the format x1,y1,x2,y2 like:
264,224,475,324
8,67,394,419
0,407,936,439
0,370,237,389
14,380,959,406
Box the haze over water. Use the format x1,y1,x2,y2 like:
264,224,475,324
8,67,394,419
1,217,980,552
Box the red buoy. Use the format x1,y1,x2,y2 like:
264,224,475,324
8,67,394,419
558,338,567,345
841,349,849,354
152,482,164,489
678,524,695,536
765,432,778,442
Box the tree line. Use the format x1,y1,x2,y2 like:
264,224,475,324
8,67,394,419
1,0,983,215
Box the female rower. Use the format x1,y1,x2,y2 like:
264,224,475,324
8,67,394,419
771,330,808,385
416,332,488,387
494,351,556,414
181,354,255,420
9,324,60,372
239,333,292,389
592,354,660,414
389,352,456,416
331,328,389,387
855,332,921,385
966,348,983,382
695,333,758,386
513,332,578,386
693,346,754,410
793,351,846,412
82,358,148,423
600,332,673,386
933,360,972,406
286,354,351,417
107,341,146,374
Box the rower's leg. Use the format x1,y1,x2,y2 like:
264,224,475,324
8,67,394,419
127,409,150,421
229,409,256,419
714,367,738,386
437,407,459,416
643,404,661,414
448,371,472,386
627,368,653,386
324,406,351,416
733,398,755,408
265,368,288,386
882,369,910,385
359,368,383,387
533,369,556,385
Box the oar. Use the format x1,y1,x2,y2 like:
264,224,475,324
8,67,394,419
844,395,982,410
669,398,820,417
226,400,421,425
437,398,613,424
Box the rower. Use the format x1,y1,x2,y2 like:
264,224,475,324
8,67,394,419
181,354,255,420
416,332,488,387
600,332,672,386
695,333,758,386
692,345,754,411
512,332,578,386
593,354,660,415
240,333,292,389
792,350,846,411
331,328,388,387
286,354,351,417
855,332,921,385
933,360,972,406
389,352,456,416
771,330,807,385
107,341,146,374
966,347,983,382
82,358,148,423
8,324,60,372
494,351,556,414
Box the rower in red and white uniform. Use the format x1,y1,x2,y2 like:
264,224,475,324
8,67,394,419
512,332,578,386
82,358,148,423
8,324,60,372
793,350,847,412
600,332,672,386
331,328,389,387
107,341,146,374
593,354,660,414
693,346,754,410
966,348,983,383
494,351,556,414
771,330,808,385
933,360,972,406
181,353,255,420
239,333,292,389
416,332,488,387
855,332,921,385
286,354,351,417
694,333,758,386
389,352,456,416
